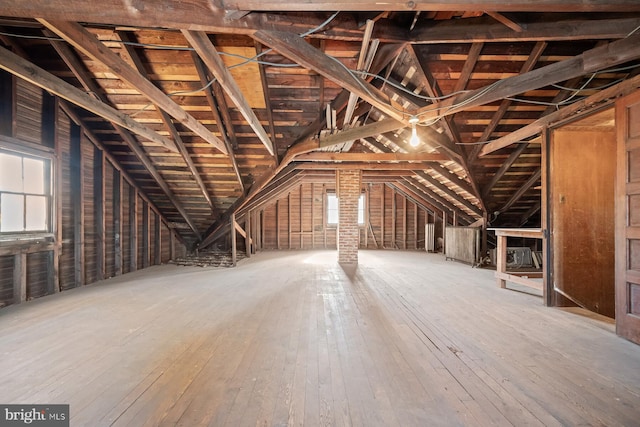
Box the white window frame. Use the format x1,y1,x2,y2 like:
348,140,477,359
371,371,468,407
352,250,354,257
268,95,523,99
0,138,54,240
326,192,366,226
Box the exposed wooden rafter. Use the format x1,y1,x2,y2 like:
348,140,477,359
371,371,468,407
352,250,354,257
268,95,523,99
38,19,229,155
191,53,245,192
479,72,640,156
468,41,547,162
38,34,203,238
0,45,177,152
252,30,407,123
182,30,276,156
496,167,541,214
116,30,216,212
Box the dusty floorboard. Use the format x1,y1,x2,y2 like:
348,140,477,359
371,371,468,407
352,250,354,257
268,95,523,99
1,250,639,426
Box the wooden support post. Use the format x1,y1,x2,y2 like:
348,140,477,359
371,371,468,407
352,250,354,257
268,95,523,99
169,230,175,261
323,185,327,249
129,186,138,272
142,200,149,269
381,184,385,248
392,188,396,249
113,168,123,275
231,213,237,267
276,201,281,250
364,187,368,249
442,211,447,253
94,147,105,280
496,233,507,288
154,212,161,265
311,183,315,249
13,253,26,304
246,210,252,257
413,201,418,250
288,192,292,249
71,123,84,287
300,184,303,249
403,196,407,250
260,210,265,252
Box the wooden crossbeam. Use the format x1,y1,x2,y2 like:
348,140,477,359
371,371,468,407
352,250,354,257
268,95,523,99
295,152,449,162
182,30,275,156
468,41,547,162
116,31,216,212
38,19,228,155
42,38,202,238
479,73,640,156
253,29,407,123
413,32,640,121
191,53,244,192
0,45,177,152
411,16,640,43
497,167,542,214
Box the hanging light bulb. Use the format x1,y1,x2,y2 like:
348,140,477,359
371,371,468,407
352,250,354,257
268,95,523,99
409,116,420,147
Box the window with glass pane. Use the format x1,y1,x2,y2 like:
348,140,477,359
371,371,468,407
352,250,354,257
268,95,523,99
327,193,339,225
326,193,365,225
0,151,50,233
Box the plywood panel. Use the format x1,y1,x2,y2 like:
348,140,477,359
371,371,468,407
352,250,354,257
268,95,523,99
551,128,616,318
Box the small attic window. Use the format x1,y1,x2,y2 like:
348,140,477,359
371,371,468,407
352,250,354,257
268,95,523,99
326,193,365,226
0,149,52,234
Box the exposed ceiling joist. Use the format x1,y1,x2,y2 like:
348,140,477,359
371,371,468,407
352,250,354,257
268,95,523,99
295,152,449,162
468,40,547,162
191,53,245,192
217,0,640,12
116,30,216,212
39,35,203,237
496,167,541,214
411,16,640,44
0,45,177,152
38,19,229,155
252,29,407,123
413,32,640,121
182,30,276,156
479,72,640,156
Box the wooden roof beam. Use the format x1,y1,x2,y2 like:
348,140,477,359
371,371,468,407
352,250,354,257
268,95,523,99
481,143,530,199
116,30,216,212
38,19,228,155
295,152,449,162
411,16,640,43
191,53,244,192
484,12,524,33
468,41,547,162
40,35,202,238
479,72,640,156
254,42,278,156
0,45,178,152
216,1,640,12
413,32,640,122
182,30,275,156
252,29,407,123
496,167,541,215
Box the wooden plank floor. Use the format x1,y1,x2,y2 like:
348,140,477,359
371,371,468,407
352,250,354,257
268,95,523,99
1,250,639,426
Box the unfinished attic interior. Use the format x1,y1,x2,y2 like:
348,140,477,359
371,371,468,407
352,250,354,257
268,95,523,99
1,1,640,425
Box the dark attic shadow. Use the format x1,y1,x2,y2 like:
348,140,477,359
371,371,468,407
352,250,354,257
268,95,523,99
339,262,358,280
